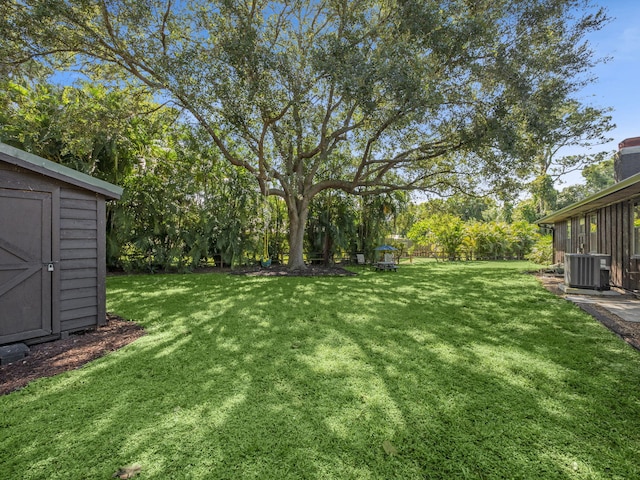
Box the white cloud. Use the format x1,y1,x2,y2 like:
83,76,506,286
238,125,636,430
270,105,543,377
620,27,640,54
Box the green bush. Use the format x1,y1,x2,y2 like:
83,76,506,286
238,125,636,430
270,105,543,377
408,213,466,260
526,234,553,265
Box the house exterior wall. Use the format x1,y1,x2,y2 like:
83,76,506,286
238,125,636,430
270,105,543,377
552,198,640,291
553,221,567,264
0,161,108,344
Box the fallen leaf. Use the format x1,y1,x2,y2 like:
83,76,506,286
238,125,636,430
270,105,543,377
382,440,398,456
112,463,142,479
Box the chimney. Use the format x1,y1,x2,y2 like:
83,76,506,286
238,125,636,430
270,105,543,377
615,137,640,182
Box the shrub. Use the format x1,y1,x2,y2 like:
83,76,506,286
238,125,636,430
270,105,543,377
526,234,553,265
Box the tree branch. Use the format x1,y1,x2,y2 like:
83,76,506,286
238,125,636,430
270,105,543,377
160,0,172,57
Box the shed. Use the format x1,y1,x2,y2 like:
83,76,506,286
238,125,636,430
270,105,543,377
0,142,123,346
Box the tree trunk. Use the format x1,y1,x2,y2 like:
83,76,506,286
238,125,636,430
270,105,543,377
322,231,332,266
286,198,309,270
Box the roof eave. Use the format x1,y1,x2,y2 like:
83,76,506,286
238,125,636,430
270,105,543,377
537,171,640,225
0,142,123,200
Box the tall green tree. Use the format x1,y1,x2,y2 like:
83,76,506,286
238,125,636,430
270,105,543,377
0,0,610,269
0,79,179,265
582,157,615,191
305,191,358,265
0,79,172,184
522,100,614,215
116,131,258,271
555,157,615,209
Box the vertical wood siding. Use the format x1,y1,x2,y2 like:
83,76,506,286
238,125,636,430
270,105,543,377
553,199,640,291
59,188,99,331
553,221,567,264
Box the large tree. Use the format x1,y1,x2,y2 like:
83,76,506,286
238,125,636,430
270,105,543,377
0,0,609,269
0,79,173,183
524,99,614,214
556,157,615,209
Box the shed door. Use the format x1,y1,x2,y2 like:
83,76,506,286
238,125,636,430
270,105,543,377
0,188,52,344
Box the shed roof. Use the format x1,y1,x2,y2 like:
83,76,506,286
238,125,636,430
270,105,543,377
0,142,123,200
537,171,640,224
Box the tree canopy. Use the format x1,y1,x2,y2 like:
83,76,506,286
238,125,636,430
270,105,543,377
0,0,610,268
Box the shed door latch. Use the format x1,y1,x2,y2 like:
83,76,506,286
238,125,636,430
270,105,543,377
47,263,54,272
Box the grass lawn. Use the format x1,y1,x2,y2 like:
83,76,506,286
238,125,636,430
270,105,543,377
2,260,640,479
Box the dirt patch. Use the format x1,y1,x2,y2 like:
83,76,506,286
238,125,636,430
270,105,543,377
0,314,144,396
110,264,358,277
227,265,357,277
537,274,640,351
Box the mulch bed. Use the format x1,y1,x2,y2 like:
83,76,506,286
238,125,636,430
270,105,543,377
0,314,145,396
111,265,358,277
227,265,357,277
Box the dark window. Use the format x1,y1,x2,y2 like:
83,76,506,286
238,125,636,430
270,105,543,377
578,217,586,253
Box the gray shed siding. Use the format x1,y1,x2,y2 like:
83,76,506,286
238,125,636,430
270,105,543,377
0,154,117,345
59,188,105,332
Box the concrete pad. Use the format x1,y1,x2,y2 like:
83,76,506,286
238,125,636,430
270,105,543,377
565,295,640,323
559,284,621,296
591,300,640,323
0,343,30,365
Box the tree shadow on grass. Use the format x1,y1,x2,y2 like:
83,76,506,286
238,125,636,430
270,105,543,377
2,262,640,478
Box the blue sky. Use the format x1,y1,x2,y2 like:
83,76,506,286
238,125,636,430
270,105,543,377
562,0,640,185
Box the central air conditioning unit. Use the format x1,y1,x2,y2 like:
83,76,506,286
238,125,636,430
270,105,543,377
564,254,611,290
